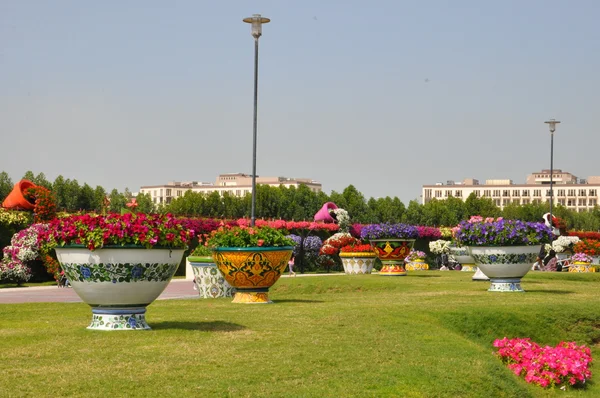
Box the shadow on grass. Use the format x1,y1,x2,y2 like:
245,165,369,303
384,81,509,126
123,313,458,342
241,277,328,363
151,320,245,332
408,274,441,278
273,299,325,304
522,289,575,295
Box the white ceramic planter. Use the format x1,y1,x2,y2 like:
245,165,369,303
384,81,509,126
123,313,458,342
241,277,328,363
55,246,185,330
339,253,376,274
449,246,483,277
188,256,235,298
468,246,538,292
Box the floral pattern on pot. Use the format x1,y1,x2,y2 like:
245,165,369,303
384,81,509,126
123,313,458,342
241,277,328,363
405,259,429,271
62,262,178,283
468,246,538,292
370,239,415,276
89,312,150,331
568,262,597,273
190,259,235,298
470,252,538,265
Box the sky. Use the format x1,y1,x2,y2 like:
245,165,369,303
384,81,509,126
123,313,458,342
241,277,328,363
1,0,598,204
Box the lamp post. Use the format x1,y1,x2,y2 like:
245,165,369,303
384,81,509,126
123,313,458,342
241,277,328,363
243,14,270,227
544,119,560,225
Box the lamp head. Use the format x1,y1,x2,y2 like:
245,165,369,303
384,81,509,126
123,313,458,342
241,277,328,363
243,14,270,39
544,119,561,133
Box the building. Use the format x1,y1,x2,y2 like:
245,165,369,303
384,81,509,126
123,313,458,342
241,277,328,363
140,173,322,205
422,170,600,212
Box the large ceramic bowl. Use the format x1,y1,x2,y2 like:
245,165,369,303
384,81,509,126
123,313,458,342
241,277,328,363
339,252,377,274
56,245,184,330
468,246,538,292
212,246,293,304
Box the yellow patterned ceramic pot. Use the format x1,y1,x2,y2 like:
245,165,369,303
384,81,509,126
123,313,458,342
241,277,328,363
339,252,377,274
568,261,597,273
405,259,429,271
212,246,293,304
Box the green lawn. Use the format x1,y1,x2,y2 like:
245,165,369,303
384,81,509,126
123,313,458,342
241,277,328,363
1,272,599,397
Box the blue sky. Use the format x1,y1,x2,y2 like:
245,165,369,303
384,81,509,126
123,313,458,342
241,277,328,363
1,0,598,203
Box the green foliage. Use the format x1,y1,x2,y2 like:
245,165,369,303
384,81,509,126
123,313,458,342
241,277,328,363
0,171,14,201
208,225,295,248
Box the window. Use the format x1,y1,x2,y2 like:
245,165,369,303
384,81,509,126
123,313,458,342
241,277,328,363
236,190,241,196
494,199,501,206
533,199,541,204
435,190,442,198
579,189,587,196
153,190,157,197
522,199,530,205
557,189,565,197
512,199,520,204
533,190,541,197
493,190,500,197
455,190,462,197
567,199,575,206
503,190,510,197
522,190,530,196
177,190,182,197
558,199,566,206
445,191,453,197
484,190,491,197
474,190,480,197
546,189,551,197
590,199,597,206
166,189,172,196
160,189,163,197
568,189,576,196
512,190,520,196
590,189,597,196
579,199,587,206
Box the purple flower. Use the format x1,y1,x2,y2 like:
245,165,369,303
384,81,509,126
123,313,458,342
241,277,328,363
360,223,419,240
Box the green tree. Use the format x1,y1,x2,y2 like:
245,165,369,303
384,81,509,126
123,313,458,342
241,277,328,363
78,183,96,211
93,186,108,212
205,191,224,218
135,193,155,214
342,185,370,223
62,179,81,212
108,189,126,213
32,172,52,190
402,200,423,225
0,172,13,202
52,175,67,210
464,193,500,218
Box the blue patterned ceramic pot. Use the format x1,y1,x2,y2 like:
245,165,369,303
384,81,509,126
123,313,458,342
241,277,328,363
468,246,538,292
188,256,235,298
55,245,185,330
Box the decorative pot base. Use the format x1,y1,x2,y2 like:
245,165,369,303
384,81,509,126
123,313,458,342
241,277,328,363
569,264,596,273
232,291,272,304
472,268,489,281
88,308,150,331
379,262,407,276
461,264,477,272
405,260,429,271
488,278,524,292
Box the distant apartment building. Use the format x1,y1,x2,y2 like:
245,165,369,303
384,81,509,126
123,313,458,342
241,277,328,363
422,170,600,212
139,173,322,205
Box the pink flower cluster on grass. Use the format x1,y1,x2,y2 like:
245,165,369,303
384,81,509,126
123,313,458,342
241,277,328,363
493,337,592,389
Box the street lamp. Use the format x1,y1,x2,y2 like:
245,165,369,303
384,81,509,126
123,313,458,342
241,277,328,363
544,119,560,225
243,14,270,227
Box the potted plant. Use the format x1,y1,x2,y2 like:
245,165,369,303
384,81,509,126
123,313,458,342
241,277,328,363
455,217,553,292
39,212,194,330
207,225,295,304
339,242,376,275
404,250,429,271
573,238,600,265
360,223,419,276
568,252,595,273
188,243,234,298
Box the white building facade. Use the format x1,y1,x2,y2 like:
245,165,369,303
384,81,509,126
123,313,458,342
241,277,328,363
422,170,600,212
140,173,322,205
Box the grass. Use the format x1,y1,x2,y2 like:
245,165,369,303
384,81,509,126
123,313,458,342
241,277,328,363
1,271,600,397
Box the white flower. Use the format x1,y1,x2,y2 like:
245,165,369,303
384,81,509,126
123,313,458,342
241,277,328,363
551,236,580,253
429,239,450,254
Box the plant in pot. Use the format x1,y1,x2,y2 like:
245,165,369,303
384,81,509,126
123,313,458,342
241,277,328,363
404,250,429,271
188,243,235,298
339,241,376,275
39,212,194,330
360,223,419,276
568,252,595,273
207,225,295,304
319,232,359,273
455,217,553,292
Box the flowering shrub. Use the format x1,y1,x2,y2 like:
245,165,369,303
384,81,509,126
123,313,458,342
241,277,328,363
236,218,339,232
0,223,50,284
360,223,419,240
286,234,323,257
0,208,32,227
551,236,580,253
405,250,427,262
417,226,442,240
429,239,451,254
439,227,453,239
39,213,194,250
24,186,57,223
493,337,592,389
455,219,552,246
331,208,350,233
339,243,374,253
571,252,593,263
319,233,358,256
207,225,294,248
569,231,600,241
573,239,600,257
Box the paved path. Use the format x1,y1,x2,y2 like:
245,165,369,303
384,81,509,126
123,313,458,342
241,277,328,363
0,273,344,304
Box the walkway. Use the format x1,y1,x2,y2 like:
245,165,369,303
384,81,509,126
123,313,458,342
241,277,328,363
0,273,343,304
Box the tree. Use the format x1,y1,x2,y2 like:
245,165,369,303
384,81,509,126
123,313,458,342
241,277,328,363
52,175,67,210
341,185,370,223
93,186,108,212
108,189,126,213
464,193,500,218
0,172,13,202
33,172,52,190
78,183,96,211
402,200,424,225
135,193,155,214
